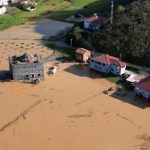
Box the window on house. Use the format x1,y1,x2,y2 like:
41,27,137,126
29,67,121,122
38,74,41,77
32,74,34,78
26,75,29,78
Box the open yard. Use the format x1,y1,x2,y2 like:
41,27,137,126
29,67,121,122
0,59,150,150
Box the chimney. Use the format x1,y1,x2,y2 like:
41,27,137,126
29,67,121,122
93,13,98,19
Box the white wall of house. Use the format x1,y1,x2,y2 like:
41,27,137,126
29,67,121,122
84,21,101,30
84,20,90,29
134,87,150,99
90,60,110,73
83,55,89,62
110,64,126,75
90,60,126,75
109,64,120,75
120,66,126,75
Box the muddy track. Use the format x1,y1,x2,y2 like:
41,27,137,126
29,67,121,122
0,100,43,134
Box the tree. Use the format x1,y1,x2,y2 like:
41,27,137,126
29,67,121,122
92,0,150,67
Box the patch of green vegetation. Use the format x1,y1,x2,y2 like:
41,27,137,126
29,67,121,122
126,66,140,74
46,43,75,61
0,14,25,30
50,0,107,20
0,0,108,30
46,43,58,50
0,0,71,30
92,0,150,67
106,76,120,83
59,53,75,61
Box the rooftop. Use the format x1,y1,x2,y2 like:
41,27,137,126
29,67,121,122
75,48,91,55
126,74,145,83
91,54,126,68
136,76,150,92
9,52,43,65
85,15,104,23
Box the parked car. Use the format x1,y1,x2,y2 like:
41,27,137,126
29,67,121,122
74,13,84,18
49,65,58,75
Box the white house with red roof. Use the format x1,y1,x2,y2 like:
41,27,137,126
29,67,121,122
90,53,126,75
134,76,150,100
84,14,104,30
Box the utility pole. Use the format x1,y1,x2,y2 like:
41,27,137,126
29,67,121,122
110,1,114,24
120,53,122,60
70,38,73,47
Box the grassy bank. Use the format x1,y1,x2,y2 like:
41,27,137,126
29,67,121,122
50,0,107,20
0,0,107,30
0,0,70,30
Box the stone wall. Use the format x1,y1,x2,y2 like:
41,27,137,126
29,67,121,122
10,62,44,80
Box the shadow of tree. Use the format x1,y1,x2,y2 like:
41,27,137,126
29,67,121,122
110,90,150,109
64,63,119,79
0,70,12,82
47,0,135,20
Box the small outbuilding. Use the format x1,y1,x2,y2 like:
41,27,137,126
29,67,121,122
134,76,150,100
75,48,91,63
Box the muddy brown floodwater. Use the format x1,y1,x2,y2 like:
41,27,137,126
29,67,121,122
0,19,150,150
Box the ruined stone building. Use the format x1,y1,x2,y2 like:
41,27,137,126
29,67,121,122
9,53,45,80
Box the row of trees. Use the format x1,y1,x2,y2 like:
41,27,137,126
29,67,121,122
92,0,150,67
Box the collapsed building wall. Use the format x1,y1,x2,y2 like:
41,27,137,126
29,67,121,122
9,54,45,81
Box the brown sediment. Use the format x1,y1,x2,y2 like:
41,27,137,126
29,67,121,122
0,100,42,133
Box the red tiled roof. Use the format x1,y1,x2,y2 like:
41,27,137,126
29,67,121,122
86,16,104,23
91,54,126,68
136,76,150,92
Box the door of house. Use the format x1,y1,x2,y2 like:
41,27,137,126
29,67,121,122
31,74,35,78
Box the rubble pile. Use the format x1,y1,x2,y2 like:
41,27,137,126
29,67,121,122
0,0,8,15
0,0,37,15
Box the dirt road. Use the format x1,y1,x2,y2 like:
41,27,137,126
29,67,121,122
0,19,73,40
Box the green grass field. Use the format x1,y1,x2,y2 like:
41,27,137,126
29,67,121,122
106,76,120,83
50,0,107,20
0,0,108,30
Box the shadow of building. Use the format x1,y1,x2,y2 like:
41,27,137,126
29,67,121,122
111,90,150,109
